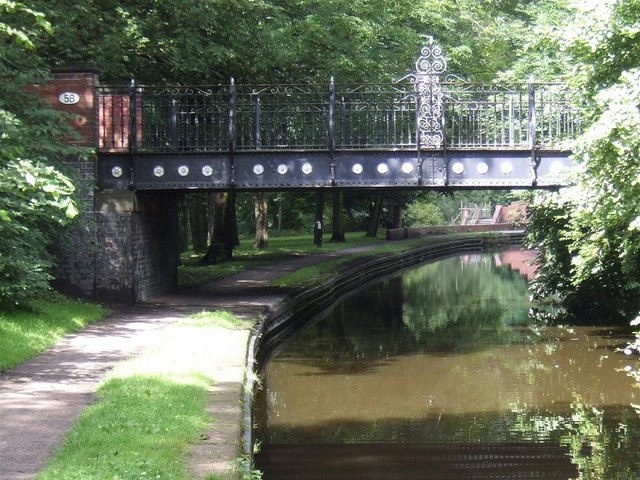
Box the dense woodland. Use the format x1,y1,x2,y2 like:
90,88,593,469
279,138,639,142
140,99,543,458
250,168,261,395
1,0,640,330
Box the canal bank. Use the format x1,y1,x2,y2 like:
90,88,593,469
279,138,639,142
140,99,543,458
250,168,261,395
239,232,524,470
0,233,522,480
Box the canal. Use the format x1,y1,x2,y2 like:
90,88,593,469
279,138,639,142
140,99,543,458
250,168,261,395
253,249,640,479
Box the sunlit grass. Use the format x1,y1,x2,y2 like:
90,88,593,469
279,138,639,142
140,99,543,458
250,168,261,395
271,236,437,287
187,310,255,330
178,232,386,287
0,293,109,372
37,311,249,480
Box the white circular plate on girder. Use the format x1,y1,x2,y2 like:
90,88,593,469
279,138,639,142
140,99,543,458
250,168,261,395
451,162,464,175
111,166,123,178
301,163,313,175
253,164,264,175
401,162,414,174
277,164,288,175
352,163,363,175
476,162,489,175
178,165,189,176
501,161,513,175
202,165,213,177
377,163,389,174
153,166,165,177
549,161,564,175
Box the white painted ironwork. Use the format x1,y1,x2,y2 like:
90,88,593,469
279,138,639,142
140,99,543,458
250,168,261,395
402,38,447,149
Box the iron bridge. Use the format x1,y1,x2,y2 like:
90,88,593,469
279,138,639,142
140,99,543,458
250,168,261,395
97,42,580,191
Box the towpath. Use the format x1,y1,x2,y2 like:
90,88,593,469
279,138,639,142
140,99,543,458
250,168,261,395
0,244,380,480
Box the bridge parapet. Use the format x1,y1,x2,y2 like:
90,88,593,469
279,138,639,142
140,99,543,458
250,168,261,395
96,40,580,190
97,80,579,154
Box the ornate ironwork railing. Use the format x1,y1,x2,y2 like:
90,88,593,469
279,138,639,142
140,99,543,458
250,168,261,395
97,80,580,154
96,41,580,155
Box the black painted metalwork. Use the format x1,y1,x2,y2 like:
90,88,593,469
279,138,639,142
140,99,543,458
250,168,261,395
96,40,580,191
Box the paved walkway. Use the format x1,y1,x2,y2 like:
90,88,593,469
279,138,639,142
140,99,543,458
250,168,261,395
0,245,381,480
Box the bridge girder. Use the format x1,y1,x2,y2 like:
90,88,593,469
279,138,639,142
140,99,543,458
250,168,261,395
98,148,573,191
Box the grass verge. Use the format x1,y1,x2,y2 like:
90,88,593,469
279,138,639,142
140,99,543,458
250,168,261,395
37,311,251,480
0,293,109,372
270,235,454,288
271,232,519,288
178,233,386,287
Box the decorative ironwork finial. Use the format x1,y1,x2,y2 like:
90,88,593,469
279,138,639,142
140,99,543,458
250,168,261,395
415,41,447,76
407,37,446,149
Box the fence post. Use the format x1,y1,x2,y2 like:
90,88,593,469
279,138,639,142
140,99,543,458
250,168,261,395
528,77,536,149
255,97,262,149
129,78,137,155
128,78,137,188
329,77,336,185
509,94,515,147
229,77,237,185
170,98,177,149
528,76,539,185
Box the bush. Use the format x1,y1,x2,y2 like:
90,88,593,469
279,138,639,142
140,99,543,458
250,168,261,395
403,200,445,227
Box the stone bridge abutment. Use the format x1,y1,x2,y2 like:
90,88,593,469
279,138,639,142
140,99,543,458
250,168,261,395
37,67,179,302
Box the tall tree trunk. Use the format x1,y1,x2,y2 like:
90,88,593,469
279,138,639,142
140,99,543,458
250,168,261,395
330,190,346,242
254,192,269,249
392,196,403,229
189,193,208,252
224,191,239,258
201,192,238,264
365,192,384,237
177,195,189,254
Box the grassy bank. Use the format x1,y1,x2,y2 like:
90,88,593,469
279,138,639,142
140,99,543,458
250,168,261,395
179,232,386,287
270,233,507,288
180,231,513,289
0,294,109,372
37,311,252,480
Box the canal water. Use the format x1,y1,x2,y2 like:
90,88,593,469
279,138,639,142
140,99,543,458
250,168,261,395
253,249,640,479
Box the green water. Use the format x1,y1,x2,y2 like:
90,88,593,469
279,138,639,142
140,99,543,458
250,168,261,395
254,250,640,479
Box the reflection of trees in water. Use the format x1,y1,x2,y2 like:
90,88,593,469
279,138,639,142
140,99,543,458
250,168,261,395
401,256,532,351
284,278,407,374
513,396,640,480
258,401,640,479
278,254,534,372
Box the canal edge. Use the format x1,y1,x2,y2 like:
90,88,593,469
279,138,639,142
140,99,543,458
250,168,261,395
239,231,525,468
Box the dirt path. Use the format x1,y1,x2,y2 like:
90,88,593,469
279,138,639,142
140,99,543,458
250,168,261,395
0,246,381,480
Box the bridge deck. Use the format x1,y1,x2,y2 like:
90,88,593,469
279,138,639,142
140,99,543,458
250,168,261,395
97,80,579,190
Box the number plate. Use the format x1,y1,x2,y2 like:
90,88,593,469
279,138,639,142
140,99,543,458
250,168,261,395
58,92,80,105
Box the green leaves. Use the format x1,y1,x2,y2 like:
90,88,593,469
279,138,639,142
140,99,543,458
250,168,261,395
527,1,640,324
0,158,77,309
0,0,51,50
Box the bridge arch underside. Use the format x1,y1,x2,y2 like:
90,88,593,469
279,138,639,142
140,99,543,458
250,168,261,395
99,149,571,191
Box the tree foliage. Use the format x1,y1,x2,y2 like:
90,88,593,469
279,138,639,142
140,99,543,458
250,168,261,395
0,2,79,309
526,0,640,323
32,0,536,84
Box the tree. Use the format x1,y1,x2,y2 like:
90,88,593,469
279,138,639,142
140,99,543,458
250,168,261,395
254,192,269,249
0,1,79,308
365,192,384,238
330,191,346,243
201,192,239,264
526,0,640,323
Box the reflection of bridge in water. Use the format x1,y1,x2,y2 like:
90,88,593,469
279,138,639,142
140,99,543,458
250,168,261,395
97,41,580,191
495,248,538,280
459,248,538,281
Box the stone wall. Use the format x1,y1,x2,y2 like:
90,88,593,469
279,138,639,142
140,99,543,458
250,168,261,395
93,191,179,302
36,68,180,302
